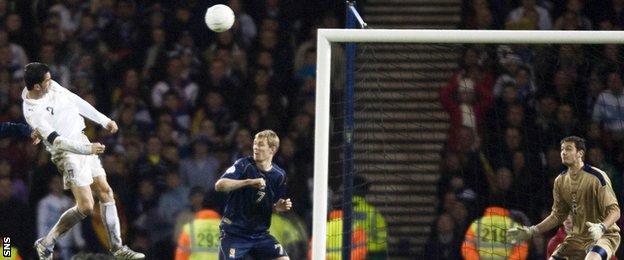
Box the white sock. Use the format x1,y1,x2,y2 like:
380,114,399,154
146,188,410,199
100,201,122,251
43,206,86,247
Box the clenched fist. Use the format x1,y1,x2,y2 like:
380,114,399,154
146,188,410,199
105,120,118,134
249,178,266,189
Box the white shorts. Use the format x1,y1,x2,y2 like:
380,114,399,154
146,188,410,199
50,135,105,189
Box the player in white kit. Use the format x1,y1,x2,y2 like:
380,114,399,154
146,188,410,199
22,62,145,259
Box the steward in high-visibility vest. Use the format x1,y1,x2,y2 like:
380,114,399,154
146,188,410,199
353,195,387,259
270,212,308,259
326,210,367,260
461,206,528,260
175,209,222,260
3,247,21,260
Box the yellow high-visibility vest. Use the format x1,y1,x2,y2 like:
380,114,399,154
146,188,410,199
470,214,519,259
182,218,221,260
353,196,387,253
326,211,367,260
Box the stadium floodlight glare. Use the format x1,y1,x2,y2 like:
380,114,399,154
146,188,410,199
312,28,624,259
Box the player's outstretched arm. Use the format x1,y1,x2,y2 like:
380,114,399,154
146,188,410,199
215,178,265,192
534,213,562,234
44,131,105,154
0,122,33,140
507,226,537,244
507,214,561,243
59,81,112,128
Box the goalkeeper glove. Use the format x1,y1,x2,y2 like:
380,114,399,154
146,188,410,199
586,222,607,240
507,225,538,243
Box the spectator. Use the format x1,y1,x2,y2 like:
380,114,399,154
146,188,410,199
205,58,245,117
229,128,253,163
493,65,536,104
130,178,158,222
586,69,607,116
506,0,552,30
0,30,27,71
552,103,584,140
172,187,210,245
440,76,493,151
592,71,624,141
157,170,190,238
353,176,388,259
161,91,191,131
275,136,312,222
587,146,621,199
135,136,169,186
203,29,248,78
0,176,34,257
0,158,27,203
425,213,461,259
142,27,168,80
549,69,578,105
325,210,367,260
151,57,199,110
228,0,257,48
174,207,221,260
461,206,528,259
191,91,235,139
462,0,494,29
37,175,85,259
179,139,221,192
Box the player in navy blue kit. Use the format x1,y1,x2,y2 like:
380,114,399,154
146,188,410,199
0,121,36,140
215,129,292,260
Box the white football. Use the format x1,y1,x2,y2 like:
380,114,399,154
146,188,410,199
205,4,235,33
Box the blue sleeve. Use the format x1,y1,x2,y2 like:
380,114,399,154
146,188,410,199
0,122,32,139
220,160,245,180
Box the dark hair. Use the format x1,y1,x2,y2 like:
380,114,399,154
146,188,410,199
560,136,587,152
24,62,50,90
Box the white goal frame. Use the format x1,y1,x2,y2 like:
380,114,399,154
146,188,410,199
312,28,624,259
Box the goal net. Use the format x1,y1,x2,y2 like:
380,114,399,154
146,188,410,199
313,29,624,259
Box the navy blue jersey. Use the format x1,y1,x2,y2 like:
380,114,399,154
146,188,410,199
0,122,32,139
219,156,287,238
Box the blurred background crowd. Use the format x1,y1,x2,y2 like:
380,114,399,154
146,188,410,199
3,0,624,259
0,0,341,258
430,0,624,258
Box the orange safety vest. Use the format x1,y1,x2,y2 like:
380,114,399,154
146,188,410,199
175,209,222,260
461,206,528,260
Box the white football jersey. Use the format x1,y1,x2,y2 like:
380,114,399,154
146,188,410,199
22,80,110,152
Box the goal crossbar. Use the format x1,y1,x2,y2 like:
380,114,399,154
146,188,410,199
312,29,624,259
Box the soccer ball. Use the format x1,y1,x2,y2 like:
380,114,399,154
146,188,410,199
205,4,235,33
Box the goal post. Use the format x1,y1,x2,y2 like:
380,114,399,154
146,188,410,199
312,29,624,259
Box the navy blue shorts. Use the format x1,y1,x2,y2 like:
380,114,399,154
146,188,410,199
219,232,288,259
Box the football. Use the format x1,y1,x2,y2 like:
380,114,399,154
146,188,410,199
204,4,235,33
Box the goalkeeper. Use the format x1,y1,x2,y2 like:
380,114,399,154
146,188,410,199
507,136,620,260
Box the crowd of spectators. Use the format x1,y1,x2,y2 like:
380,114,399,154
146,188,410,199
429,0,624,258
0,0,342,258
8,0,624,258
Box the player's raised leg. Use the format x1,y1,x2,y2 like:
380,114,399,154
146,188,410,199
35,185,93,260
92,175,145,259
